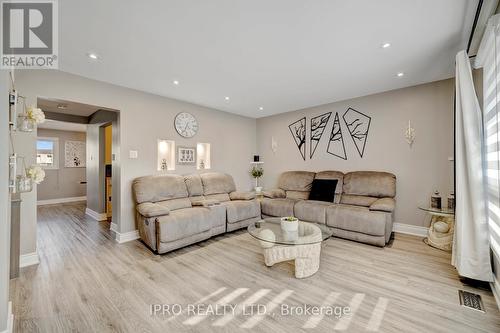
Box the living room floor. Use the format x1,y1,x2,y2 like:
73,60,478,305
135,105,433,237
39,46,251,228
9,203,500,333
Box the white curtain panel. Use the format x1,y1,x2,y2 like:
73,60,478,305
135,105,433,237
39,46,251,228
453,50,493,282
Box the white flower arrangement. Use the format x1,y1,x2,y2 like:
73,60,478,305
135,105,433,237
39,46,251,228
26,165,46,184
26,106,46,124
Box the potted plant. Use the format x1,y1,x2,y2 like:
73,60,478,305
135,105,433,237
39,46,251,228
280,216,299,232
18,106,45,132
250,165,264,193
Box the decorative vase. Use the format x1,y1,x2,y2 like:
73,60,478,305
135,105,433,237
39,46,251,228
431,191,441,209
448,193,455,210
255,186,263,193
280,217,298,232
17,115,35,132
16,176,32,193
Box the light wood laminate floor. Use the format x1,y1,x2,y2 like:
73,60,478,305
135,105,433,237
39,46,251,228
9,202,500,332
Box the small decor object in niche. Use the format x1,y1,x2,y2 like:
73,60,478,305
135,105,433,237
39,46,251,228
405,120,415,146
199,159,205,169
288,117,306,160
310,112,331,158
174,112,198,138
431,190,442,209
448,193,455,210
326,112,347,160
343,108,371,158
161,159,168,170
177,146,196,165
65,141,86,167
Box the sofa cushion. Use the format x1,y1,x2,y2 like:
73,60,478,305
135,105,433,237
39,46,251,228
278,171,315,191
200,172,236,195
184,174,203,196
156,198,192,211
340,194,378,207
286,190,309,200
370,198,396,212
229,191,256,200
309,179,338,202
205,193,230,202
326,204,387,236
136,202,170,218
343,171,396,198
156,207,213,243
294,200,333,224
261,198,296,217
133,174,188,204
315,171,344,203
223,200,261,224
263,188,286,199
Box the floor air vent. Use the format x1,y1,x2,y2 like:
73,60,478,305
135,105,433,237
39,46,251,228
458,290,485,312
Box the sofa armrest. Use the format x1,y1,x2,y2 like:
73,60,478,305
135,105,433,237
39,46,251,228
229,191,256,200
369,198,395,212
136,202,170,218
262,188,286,199
192,199,220,207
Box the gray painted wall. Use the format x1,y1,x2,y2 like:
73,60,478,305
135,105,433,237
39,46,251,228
0,70,12,333
37,129,87,201
256,78,455,228
15,70,257,255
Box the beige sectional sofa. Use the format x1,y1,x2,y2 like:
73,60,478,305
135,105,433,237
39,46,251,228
261,171,396,246
132,172,260,254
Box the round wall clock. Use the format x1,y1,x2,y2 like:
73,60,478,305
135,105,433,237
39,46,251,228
174,112,199,138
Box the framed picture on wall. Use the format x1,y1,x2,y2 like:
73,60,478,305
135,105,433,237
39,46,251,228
177,146,196,165
65,140,86,167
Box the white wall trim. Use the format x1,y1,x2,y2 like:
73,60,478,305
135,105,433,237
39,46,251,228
393,223,428,237
110,222,118,232
0,301,13,333
115,230,140,244
85,208,108,221
37,196,87,206
19,251,39,268
491,275,500,311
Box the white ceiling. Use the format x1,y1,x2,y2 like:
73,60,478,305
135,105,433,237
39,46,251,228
38,119,87,132
38,98,106,117
59,0,478,118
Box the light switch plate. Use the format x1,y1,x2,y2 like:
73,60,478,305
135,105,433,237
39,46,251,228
129,150,138,159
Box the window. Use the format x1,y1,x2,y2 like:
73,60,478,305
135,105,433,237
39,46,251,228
37,137,59,169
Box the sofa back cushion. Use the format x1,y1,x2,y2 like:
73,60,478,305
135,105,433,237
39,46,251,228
286,190,309,200
184,174,204,196
343,171,396,198
278,171,315,191
133,174,189,204
314,171,344,203
200,172,236,195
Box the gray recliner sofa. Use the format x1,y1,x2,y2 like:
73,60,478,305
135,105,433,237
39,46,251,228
132,172,260,254
261,170,396,247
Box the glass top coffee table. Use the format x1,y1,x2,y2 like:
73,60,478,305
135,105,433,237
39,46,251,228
248,218,333,278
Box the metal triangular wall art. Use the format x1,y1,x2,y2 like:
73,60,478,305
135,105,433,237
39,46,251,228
288,117,307,160
310,112,331,159
343,108,371,158
326,112,347,160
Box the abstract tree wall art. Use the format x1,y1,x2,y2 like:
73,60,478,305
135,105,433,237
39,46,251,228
326,112,347,160
310,112,331,158
343,108,371,158
288,117,307,160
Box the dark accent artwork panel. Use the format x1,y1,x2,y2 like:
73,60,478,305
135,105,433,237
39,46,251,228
310,112,331,159
343,108,371,158
288,117,306,160
326,112,347,160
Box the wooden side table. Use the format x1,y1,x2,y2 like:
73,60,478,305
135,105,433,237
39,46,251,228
418,206,455,252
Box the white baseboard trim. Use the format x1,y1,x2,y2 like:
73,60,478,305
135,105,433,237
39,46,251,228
491,275,500,311
0,301,13,333
85,208,108,221
115,230,140,244
19,251,39,268
110,222,118,232
393,223,428,237
37,196,86,206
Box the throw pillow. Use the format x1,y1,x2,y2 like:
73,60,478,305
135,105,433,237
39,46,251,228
308,179,338,202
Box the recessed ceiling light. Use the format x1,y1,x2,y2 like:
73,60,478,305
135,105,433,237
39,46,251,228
224,96,230,101
87,53,99,60
173,80,179,85
57,104,67,109
382,42,391,48
397,72,404,77
259,106,264,111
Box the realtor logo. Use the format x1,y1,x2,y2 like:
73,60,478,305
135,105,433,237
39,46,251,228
1,0,58,68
